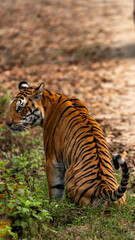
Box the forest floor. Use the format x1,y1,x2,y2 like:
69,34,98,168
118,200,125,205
0,0,135,171
0,0,135,239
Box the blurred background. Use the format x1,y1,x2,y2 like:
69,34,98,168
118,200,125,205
0,0,135,164
0,1,135,238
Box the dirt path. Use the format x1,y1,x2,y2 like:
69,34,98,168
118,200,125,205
0,0,135,169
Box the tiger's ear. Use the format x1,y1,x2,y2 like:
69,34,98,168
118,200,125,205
19,81,29,90
31,82,45,101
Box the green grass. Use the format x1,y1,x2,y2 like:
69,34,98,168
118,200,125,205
0,91,134,239
0,128,134,240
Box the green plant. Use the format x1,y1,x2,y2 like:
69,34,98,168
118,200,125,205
8,194,52,238
0,131,52,239
0,115,134,239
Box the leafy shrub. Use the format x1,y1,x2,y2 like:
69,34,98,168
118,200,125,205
0,131,52,239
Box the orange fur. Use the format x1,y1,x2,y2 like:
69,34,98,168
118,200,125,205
6,82,129,205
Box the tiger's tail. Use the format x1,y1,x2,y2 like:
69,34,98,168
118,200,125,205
109,154,129,201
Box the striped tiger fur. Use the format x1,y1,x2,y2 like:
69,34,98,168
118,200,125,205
6,81,129,205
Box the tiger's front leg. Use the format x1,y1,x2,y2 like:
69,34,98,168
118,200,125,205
46,160,66,202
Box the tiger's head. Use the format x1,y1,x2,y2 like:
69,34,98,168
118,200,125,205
6,81,45,132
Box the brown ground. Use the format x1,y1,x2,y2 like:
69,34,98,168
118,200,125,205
0,0,135,170
0,1,135,238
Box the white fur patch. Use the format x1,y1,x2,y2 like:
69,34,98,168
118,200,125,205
9,99,14,107
20,83,28,88
118,157,125,165
16,98,26,111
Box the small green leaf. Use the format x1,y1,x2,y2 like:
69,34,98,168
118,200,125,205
21,221,28,229
22,207,30,213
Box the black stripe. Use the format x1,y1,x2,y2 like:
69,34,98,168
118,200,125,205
52,105,74,141
73,104,87,109
70,132,92,160
78,133,94,151
100,157,113,167
42,94,47,111
58,99,70,108
94,133,105,140
70,98,79,101
77,182,98,204
63,113,81,137
51,184,65,189
67,131,86,165
66,175,74,183
66,125,90,153
75,148,96,167
121,166,129,174
72,140,90,164
93,126,103,134
82,154,98,166
100,169,116,182
58,95,62,103
122,172,130,178
74,140,96,165
99,150,111,160
94,140,109,151
100,160,114,173
64,119,82,143
46,95,52,103
74,165,97,182
26,107,32,113
45,89,53,96
120,182,128,187
74,146,94,164
20,97,24,100
117,188,125,194
79,161,97,173
22,93,27,97
25,90,32,95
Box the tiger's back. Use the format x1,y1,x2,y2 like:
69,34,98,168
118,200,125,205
51,97,119,204
64,110,118,205
6,82,129,205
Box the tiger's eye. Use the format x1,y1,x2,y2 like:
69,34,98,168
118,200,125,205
17,106,23,112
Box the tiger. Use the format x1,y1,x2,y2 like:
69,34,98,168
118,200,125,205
6,81,129,205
